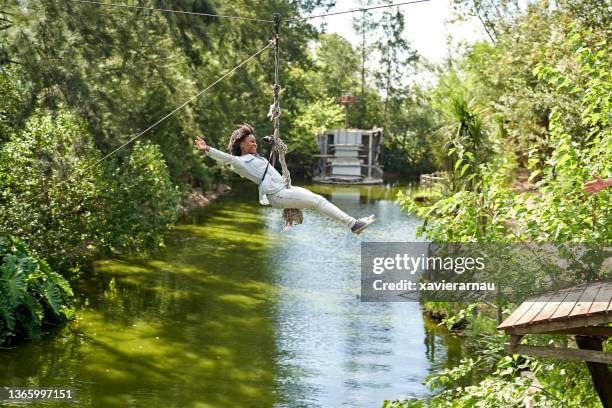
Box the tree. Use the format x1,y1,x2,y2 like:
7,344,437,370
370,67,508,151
373,6,418,120
450,0,522,43
311,33,360,97
0,66,27,145
352,0,378,128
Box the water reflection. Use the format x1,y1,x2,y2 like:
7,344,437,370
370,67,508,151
0,179,464,408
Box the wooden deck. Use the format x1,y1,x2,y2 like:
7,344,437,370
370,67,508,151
498,279,612,336
498,279,612,406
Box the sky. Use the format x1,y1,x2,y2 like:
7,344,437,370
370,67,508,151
314,0,489,64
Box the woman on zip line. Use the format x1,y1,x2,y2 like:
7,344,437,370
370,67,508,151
194,124,375,234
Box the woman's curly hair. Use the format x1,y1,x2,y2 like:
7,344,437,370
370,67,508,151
227,123,255,156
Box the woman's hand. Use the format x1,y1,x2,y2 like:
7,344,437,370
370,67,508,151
194,136,210,152
583,175,611,194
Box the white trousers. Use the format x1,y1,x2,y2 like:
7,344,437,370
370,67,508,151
267,186,357,227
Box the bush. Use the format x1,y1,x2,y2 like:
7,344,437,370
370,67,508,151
0,109,103,273
0,109,181,274
98,141,181,254
0,237,74,346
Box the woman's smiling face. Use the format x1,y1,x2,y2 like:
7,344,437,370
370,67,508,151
240,134,258,155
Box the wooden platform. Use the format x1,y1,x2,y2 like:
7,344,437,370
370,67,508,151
497,279,612,336
498,279,612,406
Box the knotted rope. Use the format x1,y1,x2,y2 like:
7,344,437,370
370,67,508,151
267,13,303,231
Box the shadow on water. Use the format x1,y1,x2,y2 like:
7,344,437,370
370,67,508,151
0,179,469,408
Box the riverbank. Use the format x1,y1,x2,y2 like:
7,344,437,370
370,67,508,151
177,183,232,217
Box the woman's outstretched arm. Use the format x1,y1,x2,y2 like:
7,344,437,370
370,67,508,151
583,175,612,194
195,136,241,167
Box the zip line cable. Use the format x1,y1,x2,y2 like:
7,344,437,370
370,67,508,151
70,0,431,25
70,0,275,23
285,0,431,22
23,39,274,205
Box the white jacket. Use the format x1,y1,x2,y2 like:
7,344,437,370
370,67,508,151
205,147,287,205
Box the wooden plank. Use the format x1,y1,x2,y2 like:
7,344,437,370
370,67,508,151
545,326,612,337
530,290,570,324
514,293,556,326
587,281,612,315
506,314,612,335
498,299,539,329
569,281,606,318
505,344,612,364
549,285,588,321
499,280,612,332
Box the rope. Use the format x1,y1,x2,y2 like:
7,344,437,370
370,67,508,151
24,39,275,205
70,0,274,23
286,0,431,22
269,18,291,187
266,14,303,231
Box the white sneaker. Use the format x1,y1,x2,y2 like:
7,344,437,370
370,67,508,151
351,214,375,235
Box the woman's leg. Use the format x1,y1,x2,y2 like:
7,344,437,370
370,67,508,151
268,186,357,227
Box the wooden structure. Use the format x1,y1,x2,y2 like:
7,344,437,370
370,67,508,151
498,279,612,407
336,91,357,129
313,128,383,184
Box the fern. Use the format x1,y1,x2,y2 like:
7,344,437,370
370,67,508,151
59,305,75,321
47,271,74,297
41,280,62,316
27,279,43,297
22,292,43,324
17,314,36,338
17,293,43,339
11,238,31,259
0,296,16,331
0,254,27,307
18,256,37,274
0,236,75,345
37,258,53,275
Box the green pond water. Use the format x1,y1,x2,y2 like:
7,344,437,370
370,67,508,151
0,180,468,408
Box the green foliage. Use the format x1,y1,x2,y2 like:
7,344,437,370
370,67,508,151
0,236,74,346
440,303,476,330
382,88,439,176
397,347,603,408
393,16,610,408
0,109,180,273
293,97,345,138
0,66,27,145
310,34,360,97
373,7,418,115
450,0,610,172
397,163,516,242
0,108,103,272
521,31,611,242
99,141,181,254
398,30,611,244
435,92,491,192
286,97,344,176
